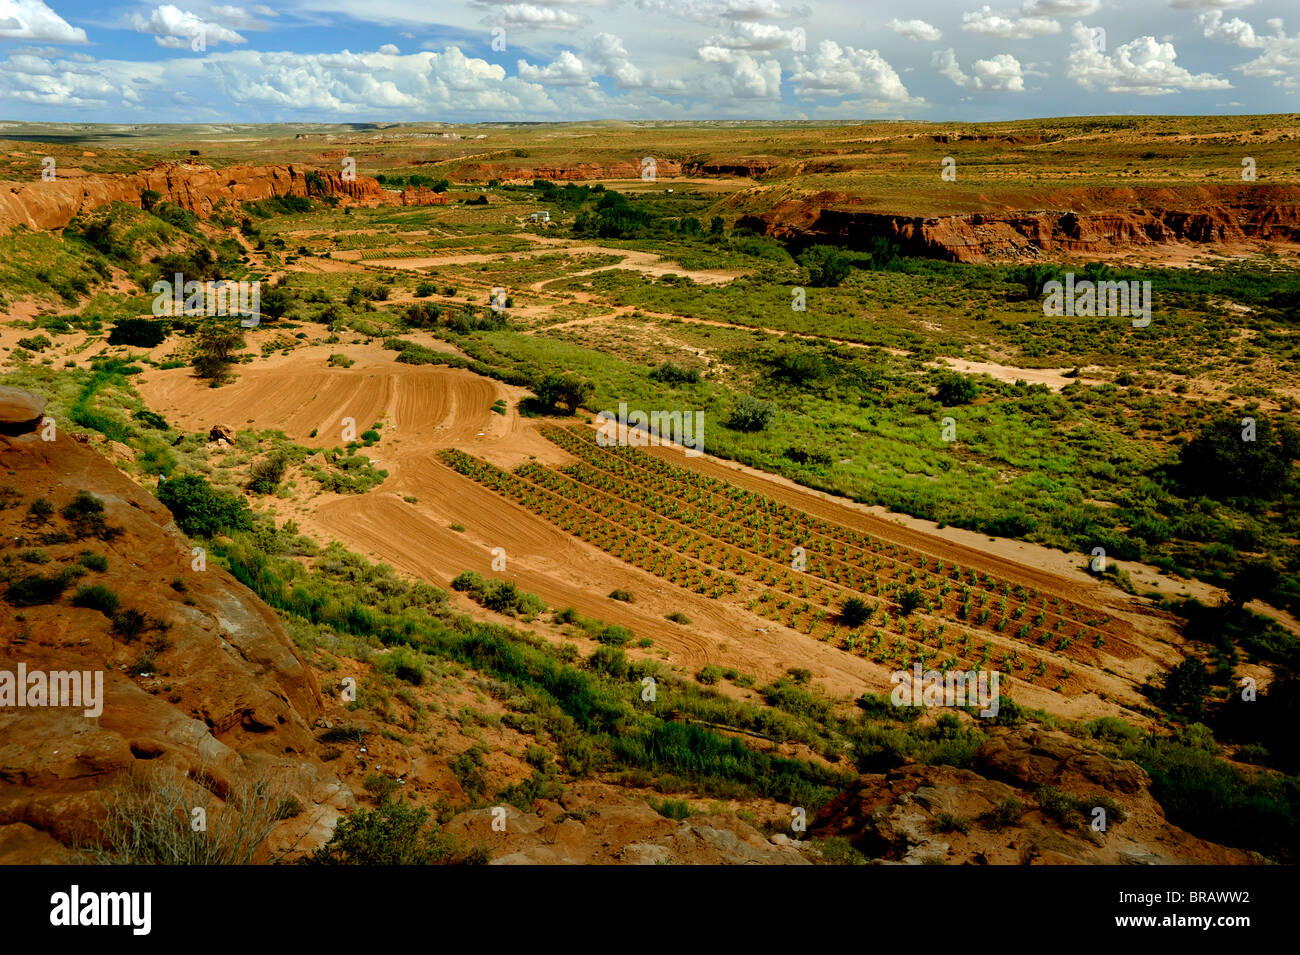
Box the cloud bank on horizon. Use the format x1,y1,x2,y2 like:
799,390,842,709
0,0,1296,122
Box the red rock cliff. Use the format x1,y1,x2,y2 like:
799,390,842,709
0,161,387,232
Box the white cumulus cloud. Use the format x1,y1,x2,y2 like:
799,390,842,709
962,5,1061,38
889,19,942,42
1066,20,1231,93
132,4,247,48
791,40,911,104
933,47,1025,90
0,0,86,43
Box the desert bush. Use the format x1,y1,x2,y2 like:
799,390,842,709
649,798,691,820
697,664,724,685
935,374,979,405
5,571,72,606
247,453,289,495
62,491,121,541
157,474,254,537
309,799,487,865
71,583,120,615
108,318,169,348
840,597,872,627
318,723,370,744
981,797,1024,831
25,498,54,525
649,361,702,385
451,571,544,617
933,811,972,834
726,394,775,433
376,646,427,685
75,766,289,864
810,836,868,865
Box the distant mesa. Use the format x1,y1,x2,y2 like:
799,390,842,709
738,185,1300,263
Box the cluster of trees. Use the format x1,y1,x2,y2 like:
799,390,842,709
405,301,508,334
573,191,653,239
1176,416,1299,501
375,173,449,191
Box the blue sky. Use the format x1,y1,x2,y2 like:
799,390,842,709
0,0,1297,122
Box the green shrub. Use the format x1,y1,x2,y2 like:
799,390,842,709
309,800,487,865
5,572,71,606
157,474,253,537
649,798,692,820
649,361,702,385
376,646,427,685
935,374,979,405
726,394,775,433
62,491,121,541
981,797,1023,831
72,583,120,615
799,245,852,287
107,318,169,348
247,453,289,495
933,811,972,834
840,597,872,627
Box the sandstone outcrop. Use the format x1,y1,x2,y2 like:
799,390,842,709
0,161,387,233
811,727,1255,864
0,389,352,862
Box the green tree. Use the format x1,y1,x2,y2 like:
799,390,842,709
192,321,245,381
935,374,979,405
1178,417,1299,500
799,245,852,287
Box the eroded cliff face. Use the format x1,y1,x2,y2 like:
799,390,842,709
0,162,386,232
738,185,1300,262
0,391,352,862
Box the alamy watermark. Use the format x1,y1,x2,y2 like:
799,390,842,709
151,273,261,327
596,401,705,457
0,663,104,718
890,662,1000,718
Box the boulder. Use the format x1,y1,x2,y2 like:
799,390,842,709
208,423,236,444
0,386,46,433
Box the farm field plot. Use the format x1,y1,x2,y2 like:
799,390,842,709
440,423,1174,711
